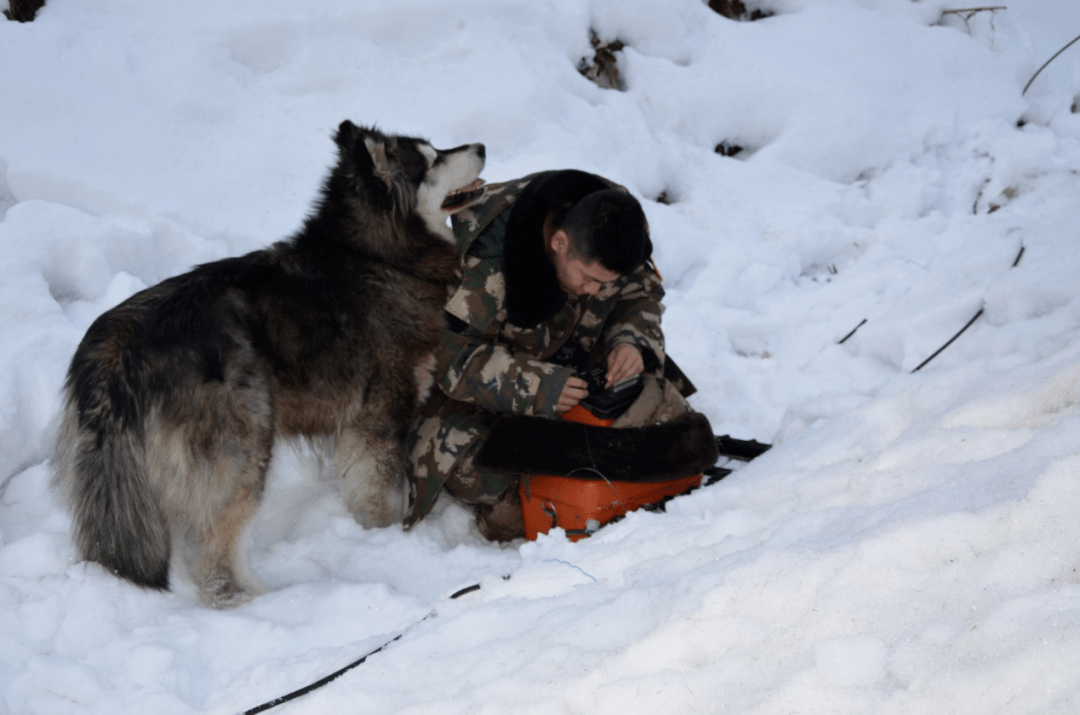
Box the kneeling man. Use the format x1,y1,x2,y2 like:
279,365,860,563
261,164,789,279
404,169,696,540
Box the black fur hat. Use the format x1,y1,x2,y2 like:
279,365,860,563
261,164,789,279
504,170,652,328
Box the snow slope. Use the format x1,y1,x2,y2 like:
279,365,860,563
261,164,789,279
2,0,1080,712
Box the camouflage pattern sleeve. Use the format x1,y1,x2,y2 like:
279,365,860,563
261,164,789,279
436,328,574,417
435,241,574,418
599,261,666,372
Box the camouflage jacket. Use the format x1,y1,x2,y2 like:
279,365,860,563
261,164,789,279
434,170,666,418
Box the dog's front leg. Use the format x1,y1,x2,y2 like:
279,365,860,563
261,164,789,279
334,425,407,528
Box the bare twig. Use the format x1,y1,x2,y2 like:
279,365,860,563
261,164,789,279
911,309,984,373
909,244,1023,372
1023,32,1080,96
1012,244,1025,267
942,6,1006,15
838,319,867,345
942,6,1006,44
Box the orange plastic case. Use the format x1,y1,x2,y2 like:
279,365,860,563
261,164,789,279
519,404,703,541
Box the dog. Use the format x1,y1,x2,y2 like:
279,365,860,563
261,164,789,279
51,121,486,608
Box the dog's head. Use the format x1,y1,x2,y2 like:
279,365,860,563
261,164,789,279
334,121,485,243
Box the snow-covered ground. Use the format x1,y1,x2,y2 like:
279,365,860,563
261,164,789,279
3,0,1080,712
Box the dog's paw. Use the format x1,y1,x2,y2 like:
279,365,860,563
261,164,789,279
200,567,255,609
348,499,403,529
341,466,406,528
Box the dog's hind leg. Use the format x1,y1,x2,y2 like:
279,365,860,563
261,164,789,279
154,365,274,608
190,477,267,608
152,418,271,608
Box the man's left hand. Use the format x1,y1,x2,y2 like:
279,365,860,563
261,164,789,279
606,344,644,387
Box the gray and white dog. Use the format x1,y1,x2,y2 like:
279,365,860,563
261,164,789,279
52,121,485,607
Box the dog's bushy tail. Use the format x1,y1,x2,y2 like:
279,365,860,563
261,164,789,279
52,348,171,591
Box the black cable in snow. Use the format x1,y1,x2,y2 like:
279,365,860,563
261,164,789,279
239,629,412,715
237,582,483,715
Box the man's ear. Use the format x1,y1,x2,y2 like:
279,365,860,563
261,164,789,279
550,229,570,256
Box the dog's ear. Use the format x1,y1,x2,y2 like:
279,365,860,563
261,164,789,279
335,122,398,198
335,119,359,149
361,134,396,189
336,121,387,166
336,122,388,182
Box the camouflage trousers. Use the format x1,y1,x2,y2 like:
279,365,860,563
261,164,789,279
403,394,524,540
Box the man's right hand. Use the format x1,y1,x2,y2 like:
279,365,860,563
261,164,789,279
556,376,590,413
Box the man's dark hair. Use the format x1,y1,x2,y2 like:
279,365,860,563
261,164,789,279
552,189,651,275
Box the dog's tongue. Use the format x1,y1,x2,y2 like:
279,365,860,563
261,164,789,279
441,179,486,211
458,179,484,193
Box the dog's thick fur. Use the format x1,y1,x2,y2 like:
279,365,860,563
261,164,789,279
52,121,485,608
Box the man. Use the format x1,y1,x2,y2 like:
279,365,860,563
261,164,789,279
404,169,696,540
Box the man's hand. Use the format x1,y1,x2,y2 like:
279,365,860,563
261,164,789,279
556,375,589,413
606,344,644,386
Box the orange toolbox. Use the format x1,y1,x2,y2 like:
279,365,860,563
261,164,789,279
520,402,703,541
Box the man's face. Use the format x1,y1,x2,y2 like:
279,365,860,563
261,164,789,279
550,231,621,296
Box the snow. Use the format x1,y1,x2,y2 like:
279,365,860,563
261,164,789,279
3,0,1080,712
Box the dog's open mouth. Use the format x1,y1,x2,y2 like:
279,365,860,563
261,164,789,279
441,179,486,212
